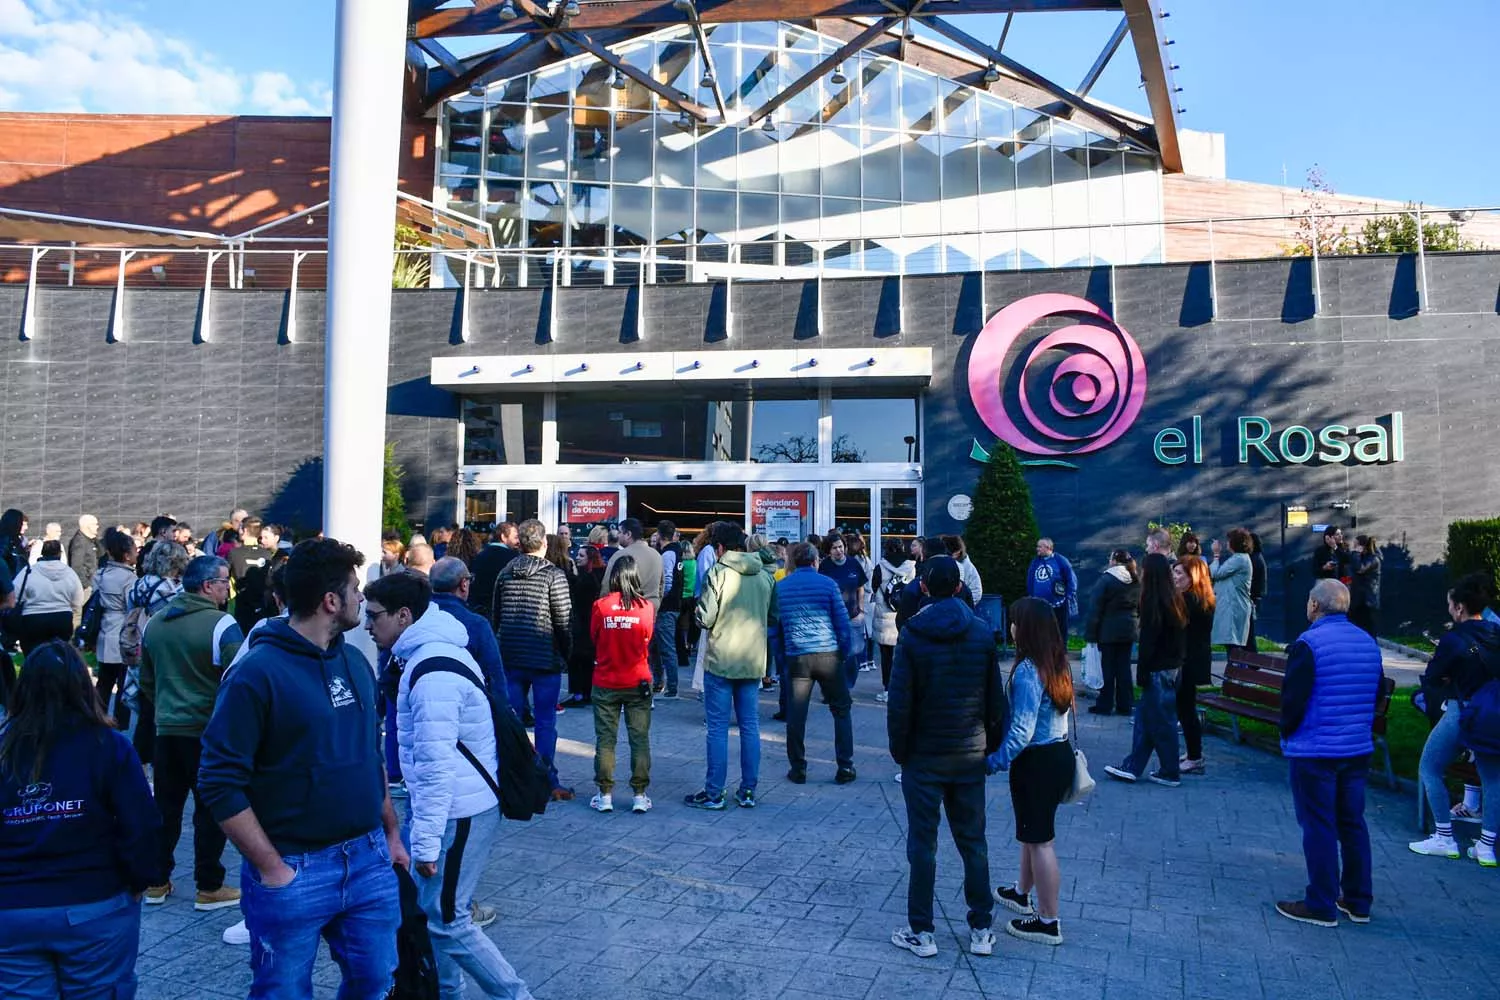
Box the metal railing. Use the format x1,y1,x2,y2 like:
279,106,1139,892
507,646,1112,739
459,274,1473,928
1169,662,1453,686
3,205,1496,342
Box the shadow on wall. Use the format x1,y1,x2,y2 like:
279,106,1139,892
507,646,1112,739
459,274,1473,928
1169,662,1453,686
1378,538,1447,637
266,456,324,540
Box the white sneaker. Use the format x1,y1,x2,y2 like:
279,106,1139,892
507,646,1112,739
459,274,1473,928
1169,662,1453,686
222,919,250,946
890,926,937,958
1468,840,1497,867
1408,833,1459,858
1104,765,1137,783
632,794,653,814
875,691,889,703
969,927,995,956
589,792,614,813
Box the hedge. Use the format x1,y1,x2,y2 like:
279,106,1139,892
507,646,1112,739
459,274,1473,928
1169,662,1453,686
1447,518,1500,587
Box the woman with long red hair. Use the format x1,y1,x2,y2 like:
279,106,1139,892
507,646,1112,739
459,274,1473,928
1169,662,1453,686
986,596,1076,947
1174,555,1216,774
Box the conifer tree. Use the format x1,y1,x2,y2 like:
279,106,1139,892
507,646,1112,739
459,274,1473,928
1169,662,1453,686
965,441,1040,606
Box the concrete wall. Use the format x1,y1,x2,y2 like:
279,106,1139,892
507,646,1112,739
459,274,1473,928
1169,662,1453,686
2,252,1497,637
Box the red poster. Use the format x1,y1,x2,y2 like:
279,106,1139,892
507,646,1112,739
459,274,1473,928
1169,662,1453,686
751,492,807,518
564,492,619,523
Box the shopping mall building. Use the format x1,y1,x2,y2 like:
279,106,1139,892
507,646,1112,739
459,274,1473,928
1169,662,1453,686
1,3,1497,636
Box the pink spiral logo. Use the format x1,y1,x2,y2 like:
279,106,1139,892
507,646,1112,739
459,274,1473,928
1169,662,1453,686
968,293,1147,457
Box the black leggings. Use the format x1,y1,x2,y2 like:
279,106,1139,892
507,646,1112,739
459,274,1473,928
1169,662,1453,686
1096,641,1134,713
880,644,894,690
1176,676,1203,760
96,661,131,728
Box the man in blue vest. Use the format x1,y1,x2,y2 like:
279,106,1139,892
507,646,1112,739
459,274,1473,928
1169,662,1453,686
1276,579,1384,927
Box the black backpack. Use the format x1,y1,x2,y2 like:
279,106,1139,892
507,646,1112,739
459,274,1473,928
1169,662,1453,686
388,865,440,1000
408,658,552,822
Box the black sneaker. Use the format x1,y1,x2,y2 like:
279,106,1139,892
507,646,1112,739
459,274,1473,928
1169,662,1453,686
1275,900,1337,927
787,768,807,784
735,788,757,808
1147,771,1181,787
683,790,726,811
1087,704,1113,715
771,712,787,722
835,767,857,785
994,885,1034,915
1005,916,1062,946
1335,899,1370,924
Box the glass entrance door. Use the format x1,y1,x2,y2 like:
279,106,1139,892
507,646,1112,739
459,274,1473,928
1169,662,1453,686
828,483,921,564
558,489,624,548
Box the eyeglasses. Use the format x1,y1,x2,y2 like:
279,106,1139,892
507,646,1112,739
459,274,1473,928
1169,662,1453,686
206,577,230,587
366,608,395,622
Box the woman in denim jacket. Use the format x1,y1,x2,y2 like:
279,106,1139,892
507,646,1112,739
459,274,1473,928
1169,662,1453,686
987,597,1075,946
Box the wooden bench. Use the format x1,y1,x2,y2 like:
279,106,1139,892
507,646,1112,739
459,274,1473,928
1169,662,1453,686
1197,650,1397,787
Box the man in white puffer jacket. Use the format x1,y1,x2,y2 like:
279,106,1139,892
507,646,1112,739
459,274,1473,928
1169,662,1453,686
364,571,534,1000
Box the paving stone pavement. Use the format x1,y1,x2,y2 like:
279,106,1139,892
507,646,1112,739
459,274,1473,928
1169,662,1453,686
138,670,1500,999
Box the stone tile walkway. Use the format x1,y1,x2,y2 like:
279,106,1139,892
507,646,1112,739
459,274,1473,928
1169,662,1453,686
138,672,1499,999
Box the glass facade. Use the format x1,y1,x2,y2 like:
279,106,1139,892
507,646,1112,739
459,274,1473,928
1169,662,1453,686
439,21,1164,286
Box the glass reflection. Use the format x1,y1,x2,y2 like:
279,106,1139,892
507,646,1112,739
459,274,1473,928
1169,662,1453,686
449,20,1164,277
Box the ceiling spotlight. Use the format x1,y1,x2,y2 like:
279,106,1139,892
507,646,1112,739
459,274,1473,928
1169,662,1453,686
982,63,1000,85
675,110,693,131
761,116,774,133
562,0,581,16
830,65,847,87
468,83,485,97
700,70,715,89
499,0,517,19
610,68,626,90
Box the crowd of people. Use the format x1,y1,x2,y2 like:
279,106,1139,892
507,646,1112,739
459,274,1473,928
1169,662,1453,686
0,502,1496,997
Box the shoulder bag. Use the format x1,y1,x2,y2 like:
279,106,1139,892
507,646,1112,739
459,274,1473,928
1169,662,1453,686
1060,706,1096,804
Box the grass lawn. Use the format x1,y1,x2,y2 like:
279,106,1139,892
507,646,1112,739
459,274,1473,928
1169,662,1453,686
1201,686,1430,780
1386,634,1437,653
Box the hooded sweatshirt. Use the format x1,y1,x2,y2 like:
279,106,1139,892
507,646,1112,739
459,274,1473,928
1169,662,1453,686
695,550,777,680
197,617,385,855
394,607,499,865
16,559,85,616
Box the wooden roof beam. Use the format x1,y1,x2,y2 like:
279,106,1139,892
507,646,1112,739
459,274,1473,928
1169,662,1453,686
1121,0,1182,171
412,0,1125,39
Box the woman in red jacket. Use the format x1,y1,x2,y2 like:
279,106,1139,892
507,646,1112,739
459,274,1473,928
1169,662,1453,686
589,556,655,814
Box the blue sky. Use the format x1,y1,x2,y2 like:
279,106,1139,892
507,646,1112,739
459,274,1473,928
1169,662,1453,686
1,0,1494,206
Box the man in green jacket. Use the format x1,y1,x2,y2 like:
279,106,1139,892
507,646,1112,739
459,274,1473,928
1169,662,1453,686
140,554,243,910
686,522,777,810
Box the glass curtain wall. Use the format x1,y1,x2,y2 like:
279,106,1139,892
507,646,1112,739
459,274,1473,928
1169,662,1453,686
439,22,1164,286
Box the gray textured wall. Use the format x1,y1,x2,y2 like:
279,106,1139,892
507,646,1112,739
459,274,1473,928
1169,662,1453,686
2,251,1497,637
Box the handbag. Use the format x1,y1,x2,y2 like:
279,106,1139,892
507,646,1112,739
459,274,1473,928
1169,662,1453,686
0,566,32,643
75,584,105,651
1081,643,1103,691
1060,707,1096,804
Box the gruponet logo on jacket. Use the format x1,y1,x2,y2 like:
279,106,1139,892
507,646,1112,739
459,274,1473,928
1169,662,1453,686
3,781,85,825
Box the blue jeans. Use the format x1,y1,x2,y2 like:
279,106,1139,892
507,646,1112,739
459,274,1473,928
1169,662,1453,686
506,670,563,788
703,672,761,797
241,829,400,1000
0,891,140,999
1121,670,1180,779
1420,702,1500,830
417,810,533,1000
842,631,866,690
651,610,680,694
383,698,402,783
900,774,992,934
1288,757,1372,919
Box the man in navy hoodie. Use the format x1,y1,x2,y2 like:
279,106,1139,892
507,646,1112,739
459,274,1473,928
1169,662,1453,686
198,538,408,999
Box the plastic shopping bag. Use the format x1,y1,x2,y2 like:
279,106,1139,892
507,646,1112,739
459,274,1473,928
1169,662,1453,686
1082,643,1104,693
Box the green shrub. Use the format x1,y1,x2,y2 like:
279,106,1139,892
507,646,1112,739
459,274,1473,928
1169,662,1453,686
383,443,412,545
965,441,1040,607
1446,518,1500,587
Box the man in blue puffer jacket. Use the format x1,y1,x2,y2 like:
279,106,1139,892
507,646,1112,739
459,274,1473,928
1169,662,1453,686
772,542,854,784
1276,578,1384,928
365,572,534,1000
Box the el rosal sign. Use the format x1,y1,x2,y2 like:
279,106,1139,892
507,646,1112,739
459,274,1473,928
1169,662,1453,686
968,293,1405,469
